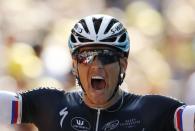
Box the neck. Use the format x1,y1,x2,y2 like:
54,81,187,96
83,89,123,109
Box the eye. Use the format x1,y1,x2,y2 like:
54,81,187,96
98,54,118,65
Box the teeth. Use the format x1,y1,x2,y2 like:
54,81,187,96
92,76,104,79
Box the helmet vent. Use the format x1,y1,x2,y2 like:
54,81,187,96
92,17,103,34
71,34,77,43
78,37,93,42
118,33,126,42
79,19,89,33
104,18,118,34
100,37,117,42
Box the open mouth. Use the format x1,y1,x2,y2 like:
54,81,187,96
91,76,106,90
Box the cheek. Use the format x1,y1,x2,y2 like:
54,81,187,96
78,65,89,85
106,64,120,84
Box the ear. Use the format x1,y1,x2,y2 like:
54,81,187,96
120,57,128,74
72,59,78,76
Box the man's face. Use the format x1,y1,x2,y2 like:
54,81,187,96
73,46,127,107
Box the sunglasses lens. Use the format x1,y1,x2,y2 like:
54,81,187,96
76,50,120,65
98,54,118,65
77,55,93,64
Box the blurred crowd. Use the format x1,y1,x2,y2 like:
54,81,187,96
0,0,195,130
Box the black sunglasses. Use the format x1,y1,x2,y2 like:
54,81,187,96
74,49,123,65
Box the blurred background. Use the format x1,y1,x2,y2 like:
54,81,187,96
0,0,195,130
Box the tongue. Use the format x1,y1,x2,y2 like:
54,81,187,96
91,79,106,90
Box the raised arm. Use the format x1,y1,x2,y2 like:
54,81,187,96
0,91,22,124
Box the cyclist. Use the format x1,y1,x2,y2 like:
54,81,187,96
0,14,194,131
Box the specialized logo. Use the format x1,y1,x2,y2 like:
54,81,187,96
102,120,119,131
110,23,123,34
71,117,91,131
59,107,68,128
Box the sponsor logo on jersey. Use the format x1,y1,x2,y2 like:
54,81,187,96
119,118,141,128
59,107,69,128
102,120,119,131
71,117,91,131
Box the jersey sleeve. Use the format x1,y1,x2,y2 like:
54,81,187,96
140,95,185,130
20,88,65,124
162,98,185,130
174,105,195,131
0,91,22,124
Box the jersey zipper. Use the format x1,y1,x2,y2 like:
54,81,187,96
95,109,101,131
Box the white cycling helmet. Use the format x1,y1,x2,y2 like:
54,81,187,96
68,14,130,57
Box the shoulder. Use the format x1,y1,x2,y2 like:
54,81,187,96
20,87,64,97
141,94,184,104
123,92,184,110
137,94,185,112
20,87,82,101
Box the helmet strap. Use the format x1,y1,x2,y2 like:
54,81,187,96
107,60,125,102
75,61,87,95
